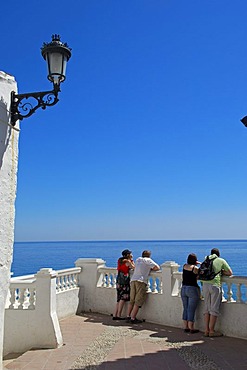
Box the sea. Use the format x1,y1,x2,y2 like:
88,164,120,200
12,239,246,277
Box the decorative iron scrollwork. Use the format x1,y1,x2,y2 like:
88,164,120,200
10,86,60,126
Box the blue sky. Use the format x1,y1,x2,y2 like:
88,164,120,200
2,1,247,241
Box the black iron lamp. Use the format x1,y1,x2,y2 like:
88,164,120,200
10,34,72,126
240,116,247,127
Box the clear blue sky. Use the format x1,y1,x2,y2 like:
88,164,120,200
2,1,247,241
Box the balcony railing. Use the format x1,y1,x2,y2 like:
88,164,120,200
5,267,81,310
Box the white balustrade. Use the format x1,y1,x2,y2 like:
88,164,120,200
6,279,36,310
147,271,162,293
6,268,81,310
98,267,163,294
222,276,247,303
98,267,117,288
56,268,81,292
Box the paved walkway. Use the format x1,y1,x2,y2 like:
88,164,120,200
3,313,247,370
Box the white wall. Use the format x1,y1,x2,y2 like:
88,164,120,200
4,269,63,356
0,71,19,369
75,259,247,340
56,288,80,319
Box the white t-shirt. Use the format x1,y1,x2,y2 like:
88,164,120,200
131,257,159,284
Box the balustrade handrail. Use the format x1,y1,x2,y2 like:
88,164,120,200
222,275,247,283
98,267,117,272
56,267,81,276
10,280,36,286
11,274,35,282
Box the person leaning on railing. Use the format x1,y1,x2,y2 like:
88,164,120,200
112,249,135,320
181,253,201,334
200,248,232,337
127,250,160,324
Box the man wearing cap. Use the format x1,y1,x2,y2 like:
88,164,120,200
127,250,160,324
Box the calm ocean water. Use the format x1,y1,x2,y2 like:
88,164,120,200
12,240,246,277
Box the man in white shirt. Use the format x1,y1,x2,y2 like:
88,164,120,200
127,250,160,324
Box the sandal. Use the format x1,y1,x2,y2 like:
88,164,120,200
209,332,223,337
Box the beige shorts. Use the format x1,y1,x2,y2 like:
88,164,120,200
130,280,147,307
202,283,222,316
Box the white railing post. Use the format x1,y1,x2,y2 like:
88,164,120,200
35,268,63,348
161,261,181,296
75,258,106,313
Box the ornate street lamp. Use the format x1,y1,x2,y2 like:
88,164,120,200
10,34,72,126
240,116,247,127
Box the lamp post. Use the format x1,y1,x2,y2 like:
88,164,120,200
10,34,71,126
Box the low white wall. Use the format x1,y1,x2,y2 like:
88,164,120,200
56,288,80,319
75,259,247,340
3,269,63,356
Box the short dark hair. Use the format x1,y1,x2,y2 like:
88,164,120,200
142,250,151,258
187,253,197,264
211,248,220,257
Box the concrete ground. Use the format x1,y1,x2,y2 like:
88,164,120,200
3,312,247,370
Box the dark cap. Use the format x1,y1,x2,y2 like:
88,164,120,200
122,249,132,257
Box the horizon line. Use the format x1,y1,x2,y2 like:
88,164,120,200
14,238,247,244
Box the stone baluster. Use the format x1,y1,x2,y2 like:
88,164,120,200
102,273,107,287
152,277,158,293
158,277,163,293
28,287,35,309
9,288,16,309
64,275,69,290
68,274,73,288
147,279,151,292
60,275,65,290
17,288,25,310
74,273,79,287
226,282,234,302
107,274,110,287
112,273,117,288
236,283,243,303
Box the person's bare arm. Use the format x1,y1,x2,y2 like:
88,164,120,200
222,268,233,276
152,265,160,271
126,260,135,269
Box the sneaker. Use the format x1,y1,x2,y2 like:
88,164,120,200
130,318,143,324
190,329,199,334
184,328,190,333
126,317,131,322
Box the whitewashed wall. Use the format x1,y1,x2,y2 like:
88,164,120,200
4,269,63,356
0,72,19,370
75,259,247,340
4,267,81,356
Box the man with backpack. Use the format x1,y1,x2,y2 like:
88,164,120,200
199,248,232,337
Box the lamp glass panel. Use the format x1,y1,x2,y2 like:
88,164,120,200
48,52,63,83
62,58,67,79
